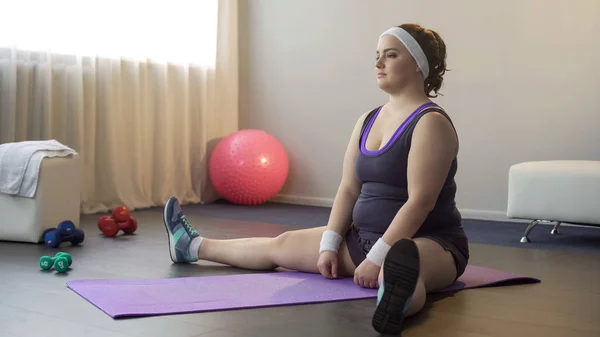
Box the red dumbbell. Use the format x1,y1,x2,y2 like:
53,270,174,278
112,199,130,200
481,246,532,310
112,205,131,222
98,216,138,237
122,216,138,234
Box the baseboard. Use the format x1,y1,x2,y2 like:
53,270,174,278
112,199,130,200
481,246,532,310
459,209,525,223
270,194,335,208
271,194,526,223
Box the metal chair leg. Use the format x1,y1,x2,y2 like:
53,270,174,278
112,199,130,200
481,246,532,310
551,222,561,235
520,220,540,243
521,219,555,243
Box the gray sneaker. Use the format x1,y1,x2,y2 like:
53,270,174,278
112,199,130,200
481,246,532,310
163,197,200,263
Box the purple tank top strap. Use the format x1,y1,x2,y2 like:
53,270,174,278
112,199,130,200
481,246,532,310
359,102,437,156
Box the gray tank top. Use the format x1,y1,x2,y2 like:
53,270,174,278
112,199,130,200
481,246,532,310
351,102,462,239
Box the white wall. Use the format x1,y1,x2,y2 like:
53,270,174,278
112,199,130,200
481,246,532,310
239,0,600,221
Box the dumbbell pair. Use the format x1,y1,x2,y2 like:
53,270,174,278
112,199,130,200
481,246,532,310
98,205,138,237
39,252,72,273
43,220,85,248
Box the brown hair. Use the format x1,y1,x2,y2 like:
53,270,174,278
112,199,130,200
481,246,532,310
399,23,448,98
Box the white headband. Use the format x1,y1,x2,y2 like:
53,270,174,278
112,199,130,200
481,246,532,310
380,27,429,79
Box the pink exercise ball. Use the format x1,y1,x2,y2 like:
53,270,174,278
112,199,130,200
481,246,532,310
209,129,289,205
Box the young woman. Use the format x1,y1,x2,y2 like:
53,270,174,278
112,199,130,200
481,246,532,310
163,23,469,335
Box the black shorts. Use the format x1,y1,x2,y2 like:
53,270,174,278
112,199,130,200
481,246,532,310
345,223,470,281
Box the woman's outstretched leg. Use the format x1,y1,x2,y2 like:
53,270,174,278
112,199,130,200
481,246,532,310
162,197,356,275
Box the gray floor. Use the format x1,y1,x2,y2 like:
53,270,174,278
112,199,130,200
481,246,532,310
2,208,600,337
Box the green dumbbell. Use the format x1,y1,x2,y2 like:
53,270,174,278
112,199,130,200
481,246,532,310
55,252,72,266
39,252,72,273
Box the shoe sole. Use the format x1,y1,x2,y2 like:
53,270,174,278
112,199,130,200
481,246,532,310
163,198,178,263
372,238,420,335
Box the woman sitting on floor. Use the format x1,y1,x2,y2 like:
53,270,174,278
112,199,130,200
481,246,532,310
162,23,469,335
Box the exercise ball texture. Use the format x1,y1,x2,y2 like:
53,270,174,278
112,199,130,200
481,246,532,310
209,129,289,205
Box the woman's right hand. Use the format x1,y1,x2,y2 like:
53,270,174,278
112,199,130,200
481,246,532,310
317,250,340,279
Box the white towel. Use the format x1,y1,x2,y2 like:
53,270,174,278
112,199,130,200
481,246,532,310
0,139,78,198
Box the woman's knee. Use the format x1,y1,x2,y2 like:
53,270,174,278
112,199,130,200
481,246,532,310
269,228,324,269
273,228,321,251
273,230,291,247
413,238,458,292
272,230,305,259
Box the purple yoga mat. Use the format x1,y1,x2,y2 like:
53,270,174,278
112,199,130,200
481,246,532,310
66,265,539,318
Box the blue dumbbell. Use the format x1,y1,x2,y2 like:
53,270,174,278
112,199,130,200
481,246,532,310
43,221,85,248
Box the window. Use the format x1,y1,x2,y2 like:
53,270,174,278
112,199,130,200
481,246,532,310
0,0,219,67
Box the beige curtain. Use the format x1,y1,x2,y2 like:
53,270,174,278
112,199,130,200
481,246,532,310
0,0,239,214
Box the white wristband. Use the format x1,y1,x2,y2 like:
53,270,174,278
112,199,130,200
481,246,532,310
366,238,391,267
319,229,343,254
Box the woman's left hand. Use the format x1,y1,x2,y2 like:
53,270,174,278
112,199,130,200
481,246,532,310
353,258,381,288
